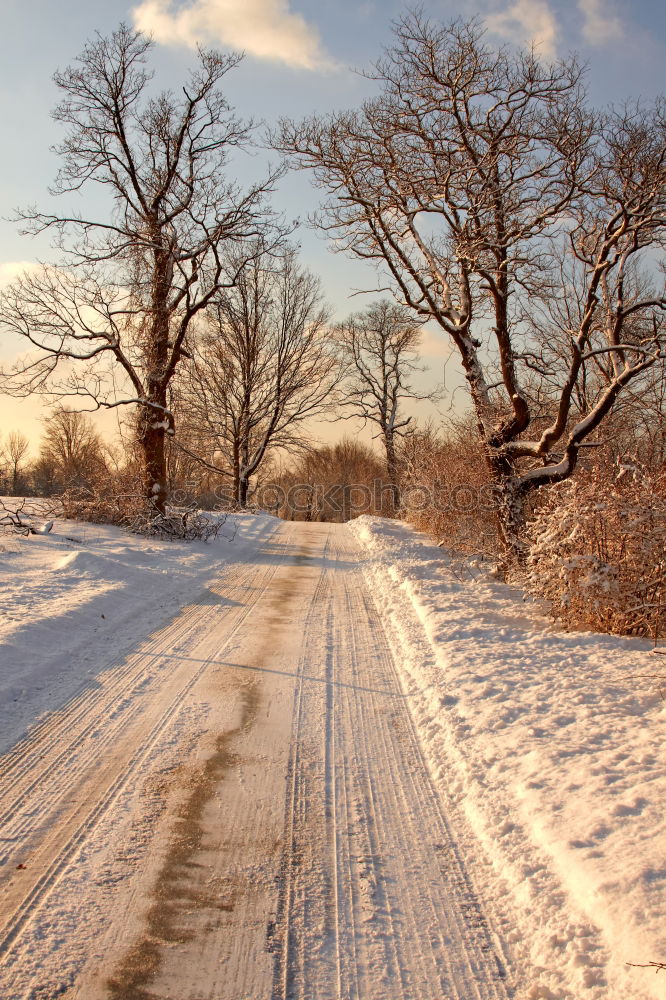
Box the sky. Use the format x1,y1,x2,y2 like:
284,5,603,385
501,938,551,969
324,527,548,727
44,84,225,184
0,0,664,450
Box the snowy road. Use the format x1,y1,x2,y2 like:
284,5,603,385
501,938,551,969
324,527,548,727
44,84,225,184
0,520,512,1000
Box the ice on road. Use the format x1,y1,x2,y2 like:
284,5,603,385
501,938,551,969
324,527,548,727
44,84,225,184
0,520,512,1000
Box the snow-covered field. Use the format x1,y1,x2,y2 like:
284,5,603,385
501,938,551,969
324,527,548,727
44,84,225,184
0,510,663,1000
350,515,666,1000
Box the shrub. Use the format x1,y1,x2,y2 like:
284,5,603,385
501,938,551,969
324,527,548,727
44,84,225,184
399,419,502,561
58,480,222,541
524,466,666,639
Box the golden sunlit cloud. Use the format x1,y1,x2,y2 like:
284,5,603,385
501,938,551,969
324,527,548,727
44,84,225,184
485,0,559,61
132,0,337,70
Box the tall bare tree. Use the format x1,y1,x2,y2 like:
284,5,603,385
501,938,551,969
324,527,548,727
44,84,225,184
1,431,30,495
179,246,338,506
277,13,666,558
0,24,282,513
334,299,431,510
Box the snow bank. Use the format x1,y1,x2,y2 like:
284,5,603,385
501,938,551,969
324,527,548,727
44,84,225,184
348,515,666,1000
0,512,279,754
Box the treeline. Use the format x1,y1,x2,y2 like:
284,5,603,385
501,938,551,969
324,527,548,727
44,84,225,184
0,411,108,498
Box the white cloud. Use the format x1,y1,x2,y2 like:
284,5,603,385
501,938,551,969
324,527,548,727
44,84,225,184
578,0,623,44
132,0,335,70
485,0,559,61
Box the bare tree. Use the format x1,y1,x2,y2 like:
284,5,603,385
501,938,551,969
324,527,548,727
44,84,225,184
38,406,107,491
178,246,339,506
1,431,31,495
0,24,282,514
334,299,431,510
277,13,666,559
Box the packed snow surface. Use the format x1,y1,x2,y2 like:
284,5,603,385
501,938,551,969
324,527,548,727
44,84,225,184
0,511,663,1000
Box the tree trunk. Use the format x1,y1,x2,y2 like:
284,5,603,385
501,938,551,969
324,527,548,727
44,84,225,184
238,474,249,508
487,452,528,566
232,440,241,507
141,236,173,518
139,410,168,517
385,433,400,515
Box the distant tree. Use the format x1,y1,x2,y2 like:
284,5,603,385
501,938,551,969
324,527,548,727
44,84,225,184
593,366,666,470
334,300,432,511
30,455,60,499
38,406,107,491
277,13,666,560
179,246,338,506
1,431,30,495
274,438,385,521
0,24,282,515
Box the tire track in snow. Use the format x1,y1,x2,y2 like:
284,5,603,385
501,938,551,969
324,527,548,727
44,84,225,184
345,554,511,998
95,528,330,1000
0,524,291,979
0,596,234,831
340,586,415,999
0,515,280,792
271,527,513,1000
271,546,332,1000
0,558,269,850
355,578,513,988
0,530,278,817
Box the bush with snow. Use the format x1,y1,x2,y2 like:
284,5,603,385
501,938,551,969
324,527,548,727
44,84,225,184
126,504,222,542
524,466,666,639
57,485,222,541
398,420,502,560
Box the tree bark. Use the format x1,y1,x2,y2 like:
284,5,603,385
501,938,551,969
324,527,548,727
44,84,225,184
384,432,401,515
484,449,528,564
238,473,250,508
139,408,169,517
